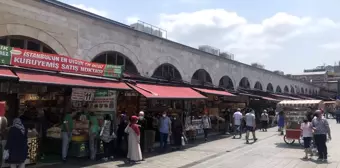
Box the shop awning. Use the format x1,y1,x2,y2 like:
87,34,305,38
0,68,17,79
127,83,207,99
193,88,235,96
277,100,323,108
15,70,131,90
239,93,279,102
271,94,300,100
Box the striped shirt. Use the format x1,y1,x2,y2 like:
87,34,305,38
311,118,330,135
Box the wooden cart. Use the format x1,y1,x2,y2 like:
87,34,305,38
276,100,324,145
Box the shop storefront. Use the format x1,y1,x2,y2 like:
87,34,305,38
189,88,235,137
0,45,128,166
126,82,206,149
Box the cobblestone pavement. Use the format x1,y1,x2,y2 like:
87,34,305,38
39,119,340,168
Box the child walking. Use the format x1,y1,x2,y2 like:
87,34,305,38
301,118,313,159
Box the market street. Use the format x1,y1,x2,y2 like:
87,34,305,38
38,119,340,168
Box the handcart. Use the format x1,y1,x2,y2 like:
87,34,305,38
276,100,324,146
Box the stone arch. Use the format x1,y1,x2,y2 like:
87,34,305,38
284,86,289,93
254,81,263,91
301,87,305,94
309,89,312,95
0,35,56,54
0,23,68,55
219,76,235,90
276,86,282,93
290,86,295,94
86,42,142,73
266,83,274,92
152,63,182,81
191,69,213,85
92,51,139,74
239,77,251,89
305,88,308,94
148,55,184,79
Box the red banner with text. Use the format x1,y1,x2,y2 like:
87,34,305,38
0,45,122,78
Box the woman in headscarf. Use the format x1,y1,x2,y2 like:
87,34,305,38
117,113,128,157
5,118,28,168
125,116,143,163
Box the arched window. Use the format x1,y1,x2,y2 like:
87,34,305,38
290,86,295,94
254,81,263,90
152,63,182,81
284,86,289,93
239,77,250,89
219,76,234,89
191,69,212,85
276,86,282,93
301,88,305,94
0,35,56,54
267,83,274,92
92,51,138,74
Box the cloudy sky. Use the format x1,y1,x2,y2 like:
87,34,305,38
59,0,340,74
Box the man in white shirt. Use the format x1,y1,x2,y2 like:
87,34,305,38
233,108,243,139
245,109,258,144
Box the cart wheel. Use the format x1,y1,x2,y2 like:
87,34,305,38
284,135,295,144
298,137,304,147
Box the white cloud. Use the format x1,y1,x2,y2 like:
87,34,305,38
126,16,140,25
320,42,340,49
71,4,109,17
157,9,340,69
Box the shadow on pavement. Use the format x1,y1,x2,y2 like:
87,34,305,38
274,142,302,149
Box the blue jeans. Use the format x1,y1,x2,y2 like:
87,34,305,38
62,132,72,160
159,132,168,149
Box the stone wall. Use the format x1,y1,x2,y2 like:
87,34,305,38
0,0,320,94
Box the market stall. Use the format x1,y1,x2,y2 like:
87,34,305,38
276,100,324,145
126,83,206,146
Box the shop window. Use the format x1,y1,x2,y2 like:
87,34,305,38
27,41,40,52
10,38,24,49
0,37,7,46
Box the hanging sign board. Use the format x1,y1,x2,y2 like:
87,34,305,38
71,88,95,101
0,45,122,78
89,90,117,112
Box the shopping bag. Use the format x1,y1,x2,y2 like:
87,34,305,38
3,149,9,160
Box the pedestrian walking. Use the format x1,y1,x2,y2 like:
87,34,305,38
4,118,28,168
233,108,243,139
335,107,340,124
138,111,147,153
312,110,331,162
260,110,269,132
201,110,211,141
159,110,172,151
300,118,313,159
277,111,285,135
125,116,143,163
245,109,257,144
89,112,100,161
61,110,73,162
100,114,116,161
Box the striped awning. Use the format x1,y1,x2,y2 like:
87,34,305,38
277,100,323,108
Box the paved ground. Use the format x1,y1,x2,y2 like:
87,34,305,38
39,119,340,168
